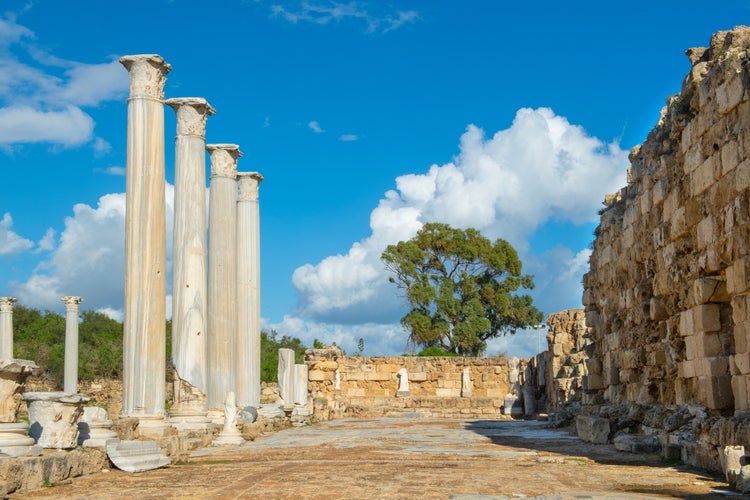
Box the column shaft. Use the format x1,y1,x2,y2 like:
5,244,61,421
62,296,83,394
120,54,170,417
0,298,17,361
236,172,263,407
207,144,241,409
167,98,215,394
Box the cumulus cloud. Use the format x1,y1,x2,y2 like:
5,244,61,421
270,1,418,33
36,228,56,252
0,212,34,255
11,185,175,313
308,120,324,133
0,14,127,147
289,107,629,355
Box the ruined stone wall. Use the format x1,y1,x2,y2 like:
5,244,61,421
546,309,590,409
306,348,511,419
584,27,750,412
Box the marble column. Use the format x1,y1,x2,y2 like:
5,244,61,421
0,297,17,361
207,144,242,410
236,172,263,408
166,98,214,418
293,364,308,406
61,296,83,394
277,348,295,407
119,54,170,424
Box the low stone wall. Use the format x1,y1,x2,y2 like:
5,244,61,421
306,348,513,419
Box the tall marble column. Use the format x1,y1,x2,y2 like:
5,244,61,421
0,298,17,361
236,172,263,408
61,296,83,394
166,98,215,418
119,54,170,424
207,144,242,410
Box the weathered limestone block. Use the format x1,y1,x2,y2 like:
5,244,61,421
576,415,610,444
700,375,734,409
728,257,750,295
0,360,37,422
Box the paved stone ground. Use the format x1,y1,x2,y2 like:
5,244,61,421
20,418,733,499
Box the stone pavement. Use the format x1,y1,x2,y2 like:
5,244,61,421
20,418,731,499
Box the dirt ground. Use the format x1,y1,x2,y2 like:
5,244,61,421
19,418,731,499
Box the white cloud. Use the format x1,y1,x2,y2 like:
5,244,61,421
97,307,123,322
339,134,358,141
0,212,34,255
0,105,94,145
0,15,127,147
269,1,417,33
308,120,324,133
12,185,175,313
103,166,126,176
36,228,56,252
93,137,111,156
289,108,628,355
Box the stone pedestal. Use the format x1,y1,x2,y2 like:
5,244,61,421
236,172,264,408
167,98,213,414
396,367,410,397
168,378,215,431
119,54,170,420
78,406,118,448
137,415,173,439
212,392,244,446
207,144,242,410
23,392,88,449
0,297,18,361
0,422,41,457
62,296,83,394
461,367,472,398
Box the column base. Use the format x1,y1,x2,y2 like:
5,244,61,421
396,391,410,398
212,429,244,446
137,415,172,439
0,422,42,457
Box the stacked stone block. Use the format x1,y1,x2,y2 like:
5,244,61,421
584,27,750,412
545,309,590,409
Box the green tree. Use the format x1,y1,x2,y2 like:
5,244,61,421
382,223,543,356
260,329,307,382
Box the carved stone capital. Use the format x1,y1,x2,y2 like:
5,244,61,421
207,144,242,178
0,298,17,313
237,172,264,202
61,296,83,310
119,54,172,100
165,98,216,137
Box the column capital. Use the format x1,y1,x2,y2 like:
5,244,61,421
0,297,17,312
61,296,84,309
237,172,264,202
165,98,216,137
119,54,172,100
207,144,242,178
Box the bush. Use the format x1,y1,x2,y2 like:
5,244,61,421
417,345,458,357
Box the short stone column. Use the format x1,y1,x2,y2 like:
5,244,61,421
207,144,242,410
277,348,295,407
61,296,83,394
166,97,215,428
23,392,88,449
0,360,40,457
397,368,410,397
119,55,170,427
293,364,308,406
0,297,18,361
78,406,118,448
212,392,244,446
461,367,472,397
236,172,264,408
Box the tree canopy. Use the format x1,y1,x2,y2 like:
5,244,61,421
382,223,543,356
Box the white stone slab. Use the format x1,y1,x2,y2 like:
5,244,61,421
106,439,170,473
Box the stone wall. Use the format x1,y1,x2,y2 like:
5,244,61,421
583,26,750,412
545,309,590,409
305,348,513,419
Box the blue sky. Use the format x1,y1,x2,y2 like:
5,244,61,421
0,1,746,357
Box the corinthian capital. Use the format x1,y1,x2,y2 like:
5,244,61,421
119,54,172,100
237,172,264,202
61,296,84,309
0,297,17,312
165,97,216,137
207,144,242,178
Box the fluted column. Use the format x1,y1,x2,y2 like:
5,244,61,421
166,98,215,400
236,172,263,407
207,144,241,410
0,297,17,361
61,296,83,394
119,54,170,420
